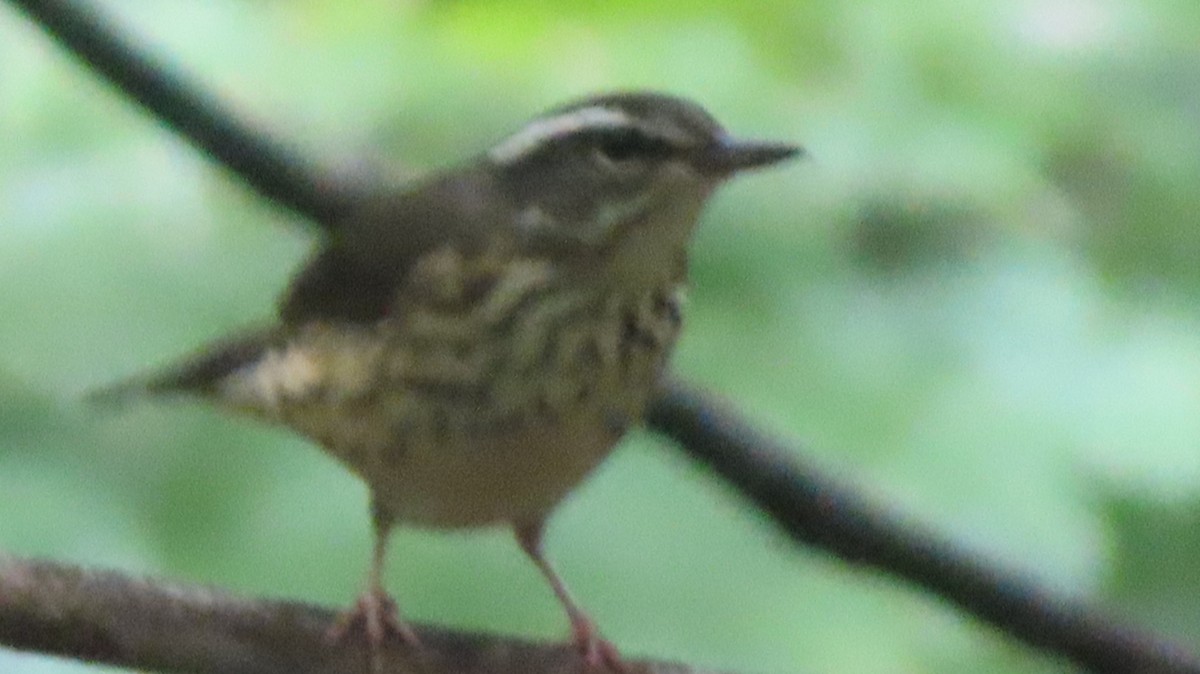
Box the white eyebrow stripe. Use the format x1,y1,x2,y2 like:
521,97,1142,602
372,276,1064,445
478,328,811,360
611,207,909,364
488,106,633,164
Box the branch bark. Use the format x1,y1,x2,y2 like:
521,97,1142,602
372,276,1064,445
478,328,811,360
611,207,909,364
651,379,1200,674
0,554,725,674
3,0,1200,673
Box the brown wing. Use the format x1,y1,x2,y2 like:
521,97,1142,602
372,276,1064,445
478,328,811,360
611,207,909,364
277,246,397,324
278,166,505,326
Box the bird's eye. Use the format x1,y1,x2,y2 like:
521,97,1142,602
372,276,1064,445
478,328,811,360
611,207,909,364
595,131,645,163
592,129,675,170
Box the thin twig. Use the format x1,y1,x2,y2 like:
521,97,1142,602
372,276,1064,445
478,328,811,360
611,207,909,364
650,379,1200,674
5,0,360,226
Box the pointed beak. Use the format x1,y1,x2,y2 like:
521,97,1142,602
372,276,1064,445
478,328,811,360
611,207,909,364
697,136,804,176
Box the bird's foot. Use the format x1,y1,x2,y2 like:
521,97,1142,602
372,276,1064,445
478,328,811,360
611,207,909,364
570,615,627,672
327,589,423,670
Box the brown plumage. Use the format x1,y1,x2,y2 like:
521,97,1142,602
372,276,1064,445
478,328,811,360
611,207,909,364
97,91,799,670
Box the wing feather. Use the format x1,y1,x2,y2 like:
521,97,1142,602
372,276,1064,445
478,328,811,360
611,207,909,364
279,168,505,326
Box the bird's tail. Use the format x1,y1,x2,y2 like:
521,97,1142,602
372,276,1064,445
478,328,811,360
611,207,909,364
85,327,279,408
85,370,164,407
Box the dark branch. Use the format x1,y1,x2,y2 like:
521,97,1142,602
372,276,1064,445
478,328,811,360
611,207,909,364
5,0,361,227
0,554,723,674
650,379,1200,674
4,1,1200,673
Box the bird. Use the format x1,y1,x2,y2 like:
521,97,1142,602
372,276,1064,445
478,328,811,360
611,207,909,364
93,91,800,670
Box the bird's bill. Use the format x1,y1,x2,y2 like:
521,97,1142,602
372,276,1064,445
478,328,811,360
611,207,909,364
698,136,803,175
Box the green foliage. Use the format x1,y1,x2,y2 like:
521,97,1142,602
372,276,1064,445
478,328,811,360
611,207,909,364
3,1,1200,672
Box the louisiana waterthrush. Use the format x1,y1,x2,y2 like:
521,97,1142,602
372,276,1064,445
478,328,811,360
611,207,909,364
97,91,799,670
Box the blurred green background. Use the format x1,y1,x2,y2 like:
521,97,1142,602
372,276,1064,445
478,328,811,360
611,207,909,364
4,1,1200,672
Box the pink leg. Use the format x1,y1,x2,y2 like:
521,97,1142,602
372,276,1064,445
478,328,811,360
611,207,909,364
515,521,627,672
328,502,422,671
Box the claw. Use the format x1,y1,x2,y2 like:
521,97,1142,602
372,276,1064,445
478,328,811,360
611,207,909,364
571,615,627,672
327,589,423,673
515,522,628,672
328,589,421,647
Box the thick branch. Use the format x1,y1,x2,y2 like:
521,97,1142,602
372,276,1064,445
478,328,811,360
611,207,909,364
4,1,1200,673
0,554,724,674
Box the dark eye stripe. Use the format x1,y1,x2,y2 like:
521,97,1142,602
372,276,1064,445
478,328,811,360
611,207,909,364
591,128,676,162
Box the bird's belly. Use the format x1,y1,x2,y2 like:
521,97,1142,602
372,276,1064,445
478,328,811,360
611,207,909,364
233,281,683,528
374,403,626,528
284,373,648,528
